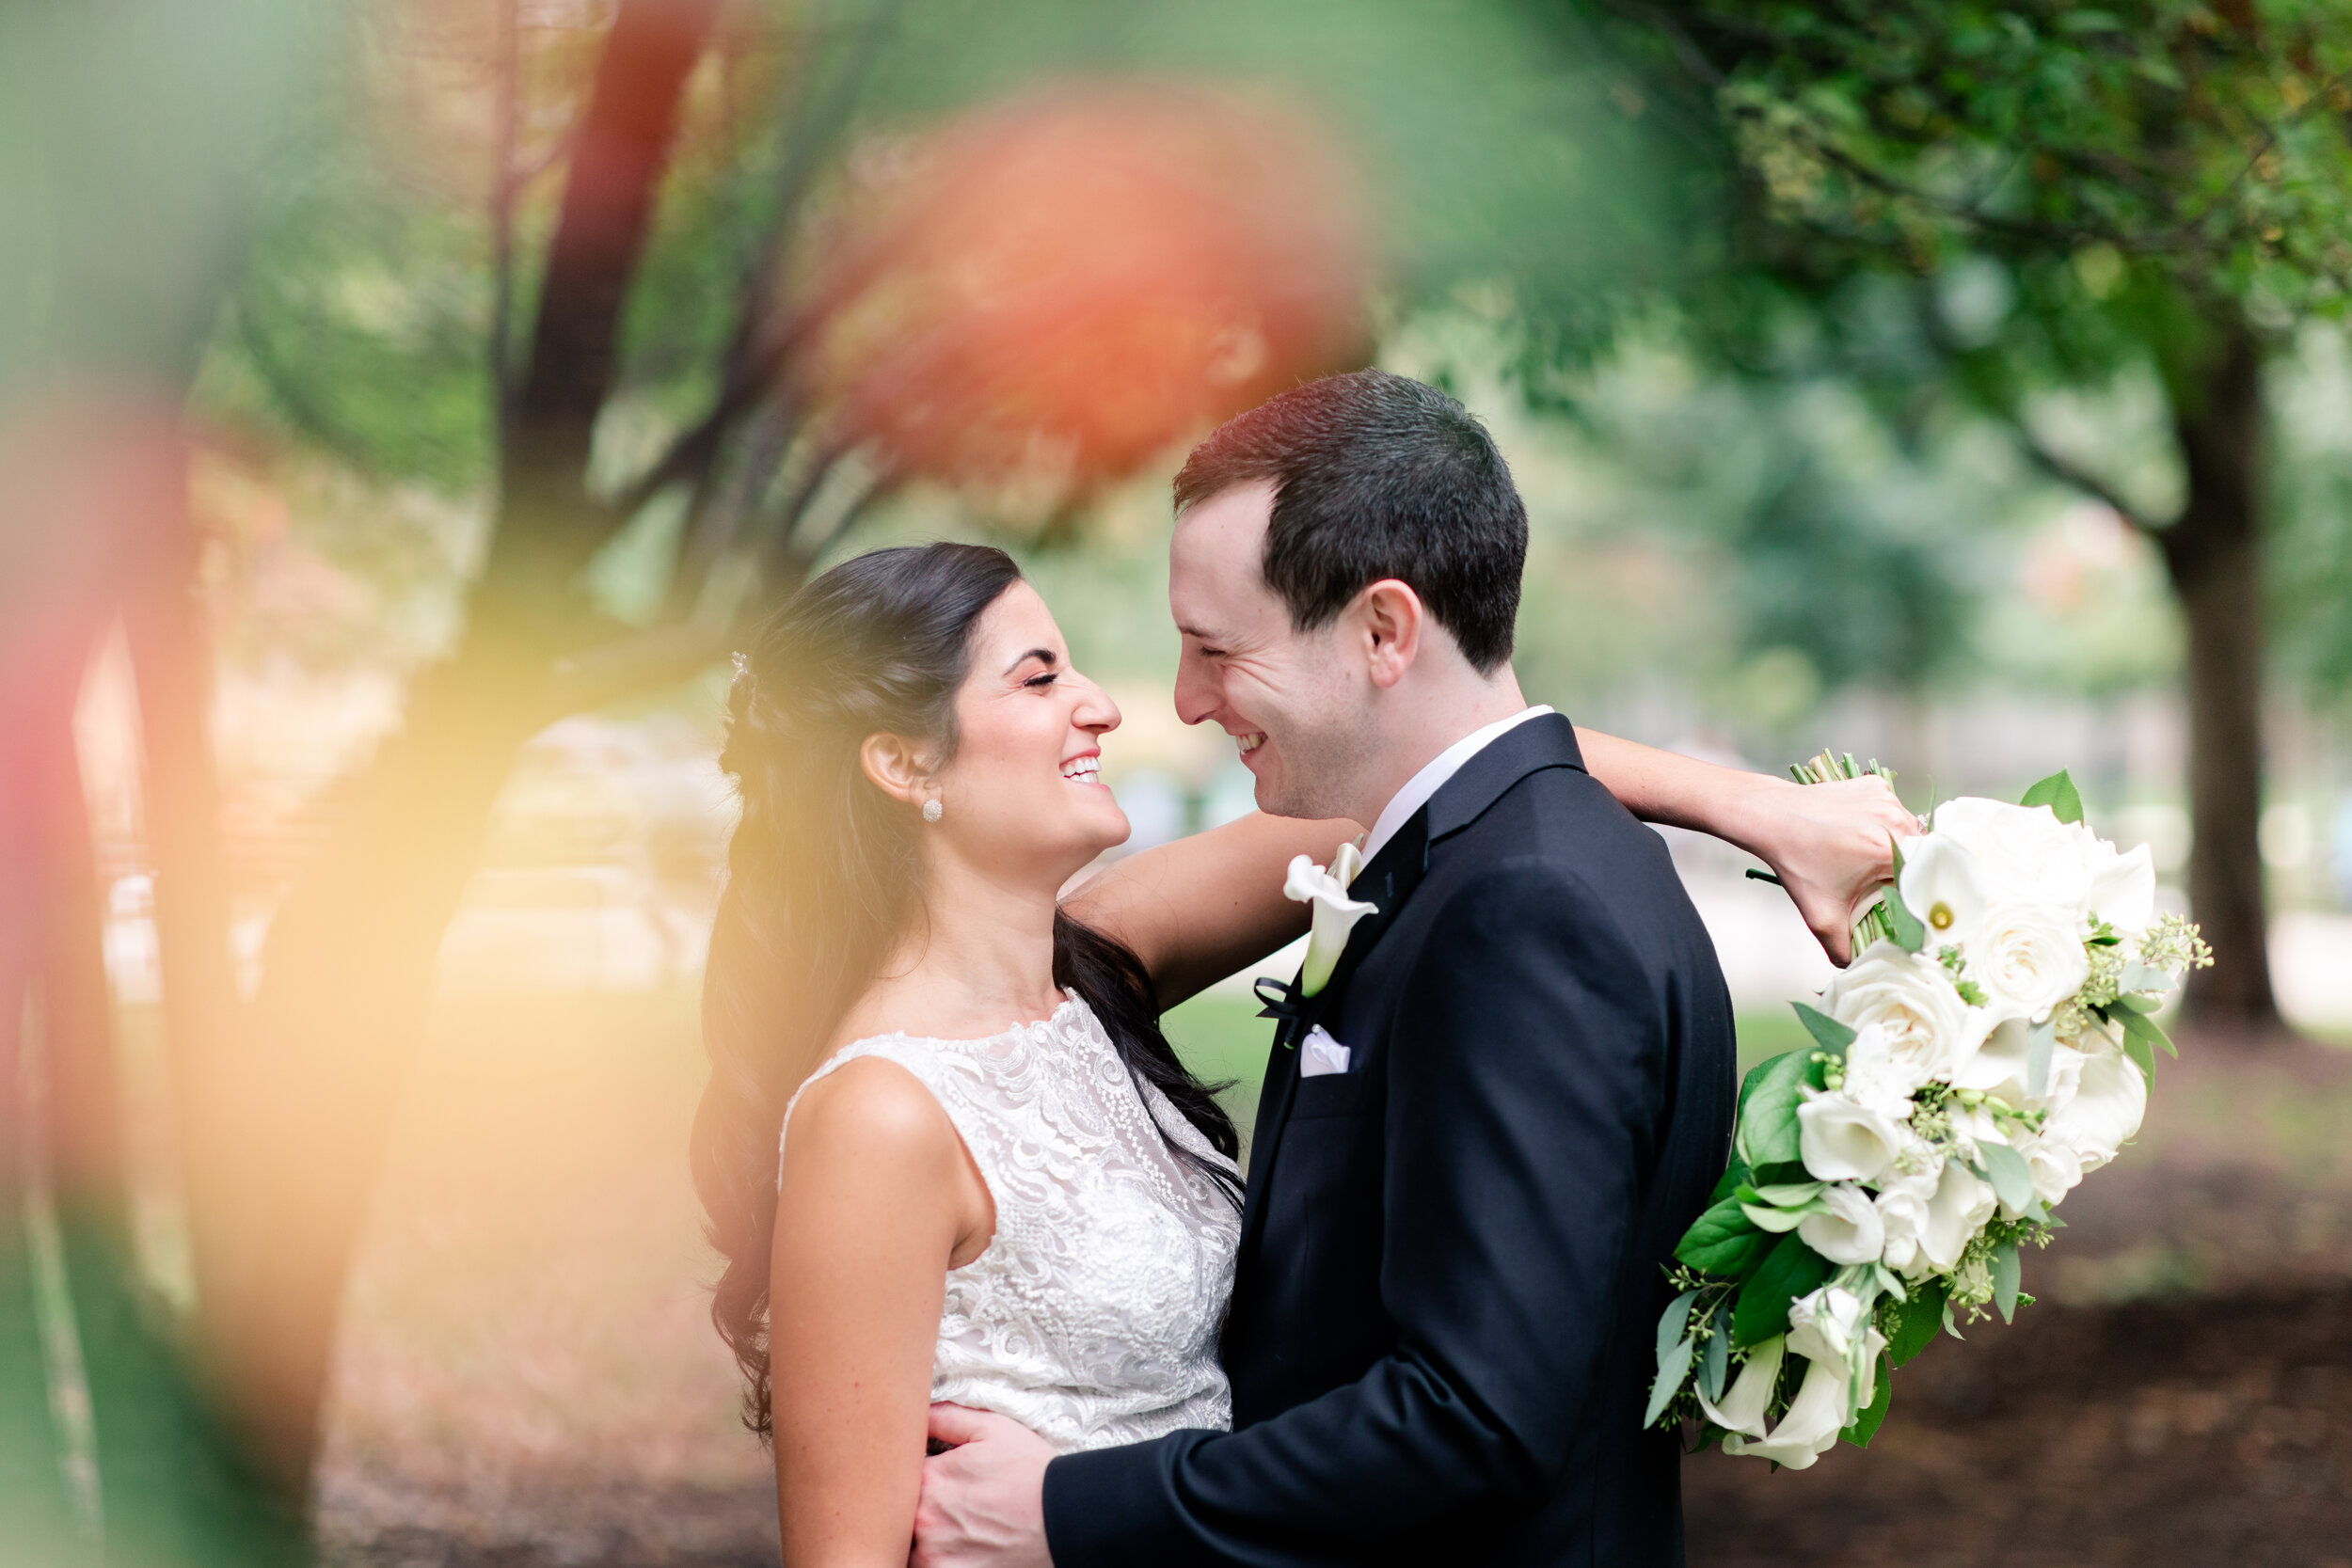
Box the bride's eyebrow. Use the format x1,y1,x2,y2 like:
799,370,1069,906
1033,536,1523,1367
1002,647,1058,675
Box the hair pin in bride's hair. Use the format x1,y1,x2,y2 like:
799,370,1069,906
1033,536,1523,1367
730,651,754,695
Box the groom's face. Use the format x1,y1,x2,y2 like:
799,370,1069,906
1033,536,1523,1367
1169,481,1375,821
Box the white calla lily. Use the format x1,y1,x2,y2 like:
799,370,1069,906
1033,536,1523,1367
2044,1038,2147,1171
1697,1335,1784,1438
1796,1092,1908,1184
1897,833,1989,954
2075,828,2157,940
1917,1160,1997,1273
1797,1184,1886,1266
1282,842,1376,997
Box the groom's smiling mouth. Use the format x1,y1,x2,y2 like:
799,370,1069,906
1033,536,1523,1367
1235,732,1265,756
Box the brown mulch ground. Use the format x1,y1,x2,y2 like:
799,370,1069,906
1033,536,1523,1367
323,1014,2352,1567
1684,1286,2352,1568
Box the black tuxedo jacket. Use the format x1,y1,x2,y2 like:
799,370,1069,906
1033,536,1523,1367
1042,715,1736,1566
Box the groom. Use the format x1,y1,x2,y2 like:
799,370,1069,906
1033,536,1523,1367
914,370,1735,1566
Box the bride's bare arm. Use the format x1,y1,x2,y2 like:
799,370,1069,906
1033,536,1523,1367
769,1059,993,1568
1573,728,1919,965
1063,811,1359,1009
1070,728,1920,1004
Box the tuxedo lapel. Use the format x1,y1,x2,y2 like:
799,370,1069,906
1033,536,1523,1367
1226,718,1591,1323
1230,810,1432,1292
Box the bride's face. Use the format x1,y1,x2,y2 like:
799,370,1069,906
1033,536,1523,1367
928,581,1130,878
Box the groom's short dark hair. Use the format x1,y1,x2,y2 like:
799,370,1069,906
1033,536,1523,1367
1172,369,1526,673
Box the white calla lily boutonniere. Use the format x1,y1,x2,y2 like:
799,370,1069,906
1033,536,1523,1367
1283,841,1376,998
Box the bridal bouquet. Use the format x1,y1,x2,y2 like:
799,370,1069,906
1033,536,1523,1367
1646,767,2212,1467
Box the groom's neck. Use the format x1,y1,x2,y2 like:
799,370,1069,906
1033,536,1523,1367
1345,661,1531,827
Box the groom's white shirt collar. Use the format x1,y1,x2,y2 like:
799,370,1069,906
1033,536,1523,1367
1359,705,1555,866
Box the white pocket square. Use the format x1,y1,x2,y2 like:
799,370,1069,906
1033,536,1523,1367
1298,1025,1352,1078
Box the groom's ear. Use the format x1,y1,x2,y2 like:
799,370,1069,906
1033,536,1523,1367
1357,578,1425,690
859,733,937,805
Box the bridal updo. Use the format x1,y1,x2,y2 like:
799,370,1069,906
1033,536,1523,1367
693,542,1239,1437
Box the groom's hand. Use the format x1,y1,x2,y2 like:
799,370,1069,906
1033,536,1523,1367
913,1403,1054,1568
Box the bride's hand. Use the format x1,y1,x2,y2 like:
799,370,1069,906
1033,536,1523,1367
1738,773,1921,966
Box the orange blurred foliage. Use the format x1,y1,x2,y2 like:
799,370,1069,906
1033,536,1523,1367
796,81,1375,494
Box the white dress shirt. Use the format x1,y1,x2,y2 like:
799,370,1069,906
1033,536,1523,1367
1359,705,1556,866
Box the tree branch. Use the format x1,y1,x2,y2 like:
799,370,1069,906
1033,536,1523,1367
2004,414,2167,535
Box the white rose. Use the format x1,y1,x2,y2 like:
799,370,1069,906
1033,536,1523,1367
1897,832,1988,953
1972,901,2091,1022
1282,844,1376,997
1930,798,2093,911
2044,1038,2147,1171
1698,1335,1784,1438
2015,1131,2085,1209
1796,1092,1908,1184
1917,1160,1997,1273
1874,1170,1939,1272
1798,1183,1886,1266
1821,943,1981,1091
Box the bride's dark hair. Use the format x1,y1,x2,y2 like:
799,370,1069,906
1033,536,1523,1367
693,541,1242,1436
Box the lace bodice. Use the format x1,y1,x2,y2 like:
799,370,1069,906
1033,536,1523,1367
781,996,1240,1453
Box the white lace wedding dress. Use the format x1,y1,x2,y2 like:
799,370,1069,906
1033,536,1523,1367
780,994,1241,1453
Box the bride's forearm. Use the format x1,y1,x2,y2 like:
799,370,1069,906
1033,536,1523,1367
1573,728,1790,854
1575,726,1919,964
1063,812,1361,1008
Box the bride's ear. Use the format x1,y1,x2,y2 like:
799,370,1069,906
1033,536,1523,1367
859,732,936,808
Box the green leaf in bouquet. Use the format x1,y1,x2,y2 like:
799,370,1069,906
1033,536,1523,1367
1747,1180,1825,1207
2120,1029,2156,1086
1677,1195,1773,1278
2116,1005,2178,1058
1977,1142,2036,1215
2118,961,2174,994
1883,838,1927,953
1644,1333,1696,1428
1992,1241,2023,1323
1734,1234,1833,1347
1708,1156,1752,1207
1739,1201,1815,1233
1884,1276,1947,1368
1657,1290,1697,1370
2020,769,2085,825
1841,1353,1896,1449
2026,1017,2058,1100
1698,1304,1731,1402
1737,1051,1813,1170
1790,1003,1856,1059
1871,1262,1908,1303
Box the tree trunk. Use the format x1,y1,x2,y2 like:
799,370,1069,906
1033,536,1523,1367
191,0,725,1503
2156,317,2282,1032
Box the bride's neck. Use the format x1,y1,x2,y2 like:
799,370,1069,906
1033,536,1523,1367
843,848,1066,1044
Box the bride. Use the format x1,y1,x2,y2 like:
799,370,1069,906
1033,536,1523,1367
693,542,1905,1565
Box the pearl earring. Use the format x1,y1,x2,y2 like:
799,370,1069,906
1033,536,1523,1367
922,799,944,823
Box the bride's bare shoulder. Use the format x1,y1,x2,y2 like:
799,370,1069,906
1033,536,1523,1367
786,1056,959,1169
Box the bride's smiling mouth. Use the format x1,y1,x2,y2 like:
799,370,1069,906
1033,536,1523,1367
1059,751,1104,785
